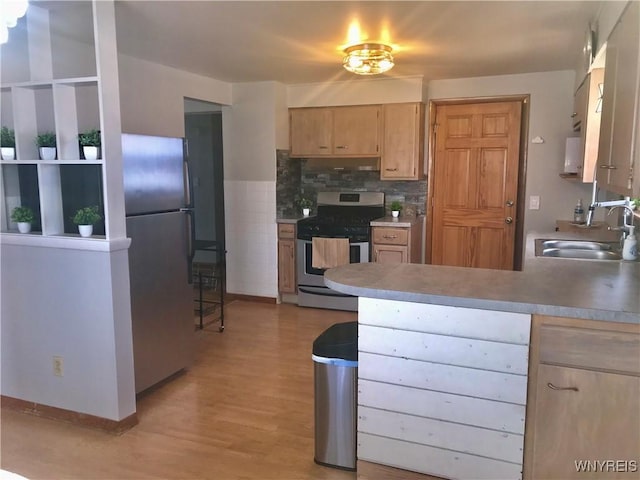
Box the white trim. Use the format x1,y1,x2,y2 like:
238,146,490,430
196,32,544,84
0,233,131,251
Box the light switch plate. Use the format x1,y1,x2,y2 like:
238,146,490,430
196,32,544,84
529,195,540,210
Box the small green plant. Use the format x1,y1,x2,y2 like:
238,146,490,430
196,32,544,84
78,129,101,147
299,197,312,209
72,206,102,225
1,126,15,147
631,198,640,210
35,132,56,148
10,206,34,223
390,201,403,212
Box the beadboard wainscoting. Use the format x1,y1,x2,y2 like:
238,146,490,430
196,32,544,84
357,299,531,479
224,180,278,298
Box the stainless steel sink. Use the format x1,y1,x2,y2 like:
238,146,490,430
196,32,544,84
540,248,622,260
534,238,622,261
541,240,613,251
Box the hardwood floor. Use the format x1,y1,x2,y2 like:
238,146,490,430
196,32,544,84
1,301,358,480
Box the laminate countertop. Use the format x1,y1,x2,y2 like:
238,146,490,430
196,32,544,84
325,230,640,324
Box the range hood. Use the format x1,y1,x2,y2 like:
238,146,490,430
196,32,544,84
304,157,380,172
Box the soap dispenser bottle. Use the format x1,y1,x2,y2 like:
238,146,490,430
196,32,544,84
574,199,585,223
622,226,638,261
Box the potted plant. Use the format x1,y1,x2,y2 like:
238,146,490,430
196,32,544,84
1,126,16,160
390,200,403,218
299,197,312,216
35,132,57,160
72,206,102,237
78,129,101,160
10,205,34,233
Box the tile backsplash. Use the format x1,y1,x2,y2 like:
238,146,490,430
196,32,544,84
276,150,427,218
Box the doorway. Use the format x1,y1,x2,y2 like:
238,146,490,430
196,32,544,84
426,97,528,270
184,99,226,327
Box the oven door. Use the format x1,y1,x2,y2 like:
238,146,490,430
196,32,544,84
296,239,369,311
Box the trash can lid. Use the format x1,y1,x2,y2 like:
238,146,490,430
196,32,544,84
312,321,357,361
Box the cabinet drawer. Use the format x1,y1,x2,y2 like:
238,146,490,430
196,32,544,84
372,227,409,245
278,223,295,239
539,325,640,375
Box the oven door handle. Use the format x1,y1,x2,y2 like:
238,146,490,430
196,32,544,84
298,287,354,298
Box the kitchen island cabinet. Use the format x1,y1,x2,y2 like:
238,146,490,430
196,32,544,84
524,315,640,480
325,230,639,479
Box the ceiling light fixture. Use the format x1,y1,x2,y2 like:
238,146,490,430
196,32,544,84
343,43,394,75
0,0,29,45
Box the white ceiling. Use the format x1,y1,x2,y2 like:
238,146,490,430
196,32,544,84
108,1,606,85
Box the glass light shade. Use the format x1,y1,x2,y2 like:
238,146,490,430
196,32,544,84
1,0,29,45
342,43,394,75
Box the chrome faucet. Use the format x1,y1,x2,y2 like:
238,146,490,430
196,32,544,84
607,205,635,242
585,179,632,231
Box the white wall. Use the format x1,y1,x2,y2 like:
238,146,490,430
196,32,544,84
223,82,286,298
0,243,135,421
117,54,232,137
287,75,424,107
428,70,601,235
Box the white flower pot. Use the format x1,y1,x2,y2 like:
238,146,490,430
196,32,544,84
391,210,400,218
1,147,16,160
303,208,310,216
83,146,99,160
17,222,31,233
78,225,93,237
39,147,56,160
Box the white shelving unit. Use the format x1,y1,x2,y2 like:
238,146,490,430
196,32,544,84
0,1,118,243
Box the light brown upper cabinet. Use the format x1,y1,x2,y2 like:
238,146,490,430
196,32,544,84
596,1,639,196
571,68,604,183
381,103,425,180
289,105,381,157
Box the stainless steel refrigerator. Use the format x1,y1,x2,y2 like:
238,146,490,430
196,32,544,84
122,133,194,394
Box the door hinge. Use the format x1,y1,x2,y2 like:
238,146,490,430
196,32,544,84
433,123,439,133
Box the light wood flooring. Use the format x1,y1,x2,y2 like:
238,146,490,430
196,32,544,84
1,301,358,480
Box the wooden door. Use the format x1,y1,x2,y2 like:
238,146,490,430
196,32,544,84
531,364,640,479
333,105,380,156
430,101,522,270
289,108,332,156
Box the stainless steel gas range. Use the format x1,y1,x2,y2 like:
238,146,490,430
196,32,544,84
296,191,385,311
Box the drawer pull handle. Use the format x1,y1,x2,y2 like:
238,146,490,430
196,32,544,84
383,235,398,239
385,168,398,172
318,145,328,149
335,145,348,149
547,382,579,392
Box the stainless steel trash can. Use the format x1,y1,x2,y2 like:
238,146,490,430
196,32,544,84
312,321,358,471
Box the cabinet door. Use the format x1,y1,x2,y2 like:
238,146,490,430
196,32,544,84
373,244,408,263
278,239,296,293
597,1,639,195
332,105,381,156
531,364,640,479
381,103,424,180
290,108,332,157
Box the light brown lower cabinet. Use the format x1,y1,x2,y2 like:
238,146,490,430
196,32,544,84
372,221,422,264
525,315,640,479
277,223,296,293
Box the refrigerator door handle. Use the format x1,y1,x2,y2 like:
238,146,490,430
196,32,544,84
183,149,193,208
181,207,195,284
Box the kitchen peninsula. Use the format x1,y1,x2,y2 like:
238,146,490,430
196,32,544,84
325,232,639,480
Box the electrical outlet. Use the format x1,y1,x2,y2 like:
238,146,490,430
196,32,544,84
52,356,64,377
